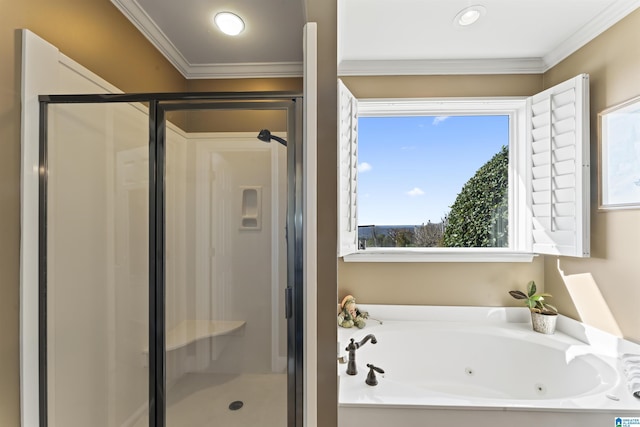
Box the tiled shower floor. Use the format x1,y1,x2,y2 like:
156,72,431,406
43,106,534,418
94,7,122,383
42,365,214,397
132,373,286,427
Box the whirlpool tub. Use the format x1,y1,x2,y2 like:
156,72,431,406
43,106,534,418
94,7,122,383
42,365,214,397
338,305,640,427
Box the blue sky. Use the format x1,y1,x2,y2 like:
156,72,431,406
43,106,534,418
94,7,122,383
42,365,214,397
357,115,509,225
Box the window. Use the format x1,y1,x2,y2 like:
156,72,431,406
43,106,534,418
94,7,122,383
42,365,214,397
358,114,509,249
338,75,591,262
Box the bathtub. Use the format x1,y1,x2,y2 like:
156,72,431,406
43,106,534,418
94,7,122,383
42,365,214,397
338,305,640,427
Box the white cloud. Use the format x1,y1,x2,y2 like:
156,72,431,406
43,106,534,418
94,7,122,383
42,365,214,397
432,116,449,125
406,187,425,196
358,162,372,173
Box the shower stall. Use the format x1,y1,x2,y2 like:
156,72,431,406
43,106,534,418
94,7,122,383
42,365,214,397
37,93,304,427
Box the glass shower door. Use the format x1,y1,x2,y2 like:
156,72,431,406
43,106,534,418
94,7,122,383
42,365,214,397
162,105,289,427
44,101,150,427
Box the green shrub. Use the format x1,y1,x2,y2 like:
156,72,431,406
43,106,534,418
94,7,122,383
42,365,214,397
442,145,508,247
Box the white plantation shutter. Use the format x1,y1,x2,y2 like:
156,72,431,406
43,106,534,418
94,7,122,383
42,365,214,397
338,79,358,256
527,74,590,257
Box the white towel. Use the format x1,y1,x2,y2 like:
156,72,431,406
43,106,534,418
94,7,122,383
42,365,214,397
621,354,640,398
621,353,640,362
627,372,640,382
628,380,640,399
622,355,640,372
625,365,640,377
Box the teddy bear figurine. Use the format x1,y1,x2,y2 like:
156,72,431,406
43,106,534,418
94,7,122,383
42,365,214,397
337,295,368,328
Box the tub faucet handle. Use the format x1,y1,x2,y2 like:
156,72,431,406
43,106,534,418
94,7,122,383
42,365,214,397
366,364,384,386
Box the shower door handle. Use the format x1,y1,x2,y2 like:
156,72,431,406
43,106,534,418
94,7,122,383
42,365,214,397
285,287,293,319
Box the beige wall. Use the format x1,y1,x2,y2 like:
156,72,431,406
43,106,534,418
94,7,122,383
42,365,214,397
337,74,546,309
542,9,640,342
340,260,544,307
184,78,302,133
184,109,291,133
339,74,542,98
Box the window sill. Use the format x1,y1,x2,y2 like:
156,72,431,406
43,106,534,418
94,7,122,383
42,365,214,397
342,248,536,263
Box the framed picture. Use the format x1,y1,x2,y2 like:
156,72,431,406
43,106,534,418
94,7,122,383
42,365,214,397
598,95,640,210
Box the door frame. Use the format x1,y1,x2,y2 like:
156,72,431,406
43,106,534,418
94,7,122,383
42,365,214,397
36,93,305,427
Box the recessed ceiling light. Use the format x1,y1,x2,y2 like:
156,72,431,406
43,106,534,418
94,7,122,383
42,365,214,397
214,12,245,36
454,5,486,27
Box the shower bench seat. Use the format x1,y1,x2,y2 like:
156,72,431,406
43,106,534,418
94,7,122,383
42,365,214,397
143,320,246,353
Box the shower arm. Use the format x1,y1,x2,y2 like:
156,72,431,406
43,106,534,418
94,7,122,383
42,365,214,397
257,129,287,147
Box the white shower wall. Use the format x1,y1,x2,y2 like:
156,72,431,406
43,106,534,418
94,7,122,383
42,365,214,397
181,134,288,376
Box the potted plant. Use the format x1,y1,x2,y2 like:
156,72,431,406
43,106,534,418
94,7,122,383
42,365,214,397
509,281,558,334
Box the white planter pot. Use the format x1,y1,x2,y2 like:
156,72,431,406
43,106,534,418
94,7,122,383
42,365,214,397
531,311,557,334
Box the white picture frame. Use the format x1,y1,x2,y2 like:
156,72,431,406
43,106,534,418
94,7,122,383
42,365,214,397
598,95,640,210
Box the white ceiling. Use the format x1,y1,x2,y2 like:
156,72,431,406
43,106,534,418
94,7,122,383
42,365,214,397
110,0,306,78
111,0,640,79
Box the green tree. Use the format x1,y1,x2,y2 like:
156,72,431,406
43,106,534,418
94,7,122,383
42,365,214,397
442,145,508,247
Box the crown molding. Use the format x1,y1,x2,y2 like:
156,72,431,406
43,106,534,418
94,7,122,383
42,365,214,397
185,62,303,79
111,0,303,79
543,0,640,71
111,0,192,76
338,58,546,76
